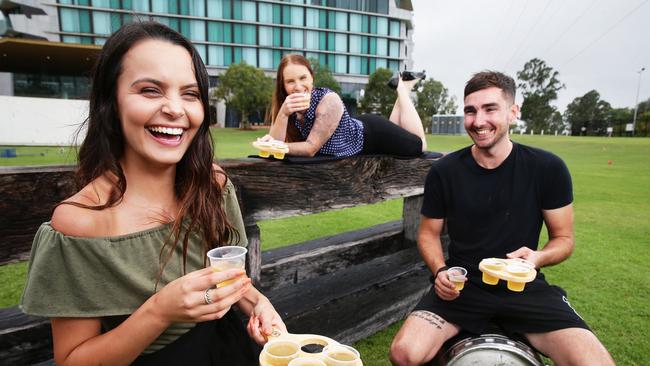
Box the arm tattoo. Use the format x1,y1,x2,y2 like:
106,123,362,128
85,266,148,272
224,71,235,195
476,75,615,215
306,94,343,149
410,310,447,330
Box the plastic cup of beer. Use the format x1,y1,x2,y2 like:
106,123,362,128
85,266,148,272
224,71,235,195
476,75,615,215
447,266,468,291
482,259,505,285
263,339,300,366
322,344,360,366
288,357,327,366
292,92,311,111
206,246,247,288
506,263,530,292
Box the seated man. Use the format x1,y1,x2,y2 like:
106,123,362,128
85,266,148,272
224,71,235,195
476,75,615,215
389,71,614,366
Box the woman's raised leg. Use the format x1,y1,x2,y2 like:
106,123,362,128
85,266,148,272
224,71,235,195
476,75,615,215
388,77,427,151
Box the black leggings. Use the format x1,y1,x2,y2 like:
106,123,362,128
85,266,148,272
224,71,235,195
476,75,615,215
356,114,423,156
132,311,258,366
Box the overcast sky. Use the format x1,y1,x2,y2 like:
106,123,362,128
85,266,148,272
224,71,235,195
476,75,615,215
410,0,650,114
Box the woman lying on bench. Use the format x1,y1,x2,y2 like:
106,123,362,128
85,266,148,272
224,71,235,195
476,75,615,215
262,54,427,157
20,21,284,366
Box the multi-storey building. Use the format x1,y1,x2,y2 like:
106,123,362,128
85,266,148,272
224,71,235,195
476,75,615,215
1,0,414,126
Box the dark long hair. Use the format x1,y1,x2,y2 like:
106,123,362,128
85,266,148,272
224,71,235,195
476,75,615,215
270,54,313,142
71,21,237,273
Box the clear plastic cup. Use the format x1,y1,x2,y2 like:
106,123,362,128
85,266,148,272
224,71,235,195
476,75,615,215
322,344,360,366
447,266,468,291
482,259,506,285
206,246,247,287
506,263,531,292
263,339,300,366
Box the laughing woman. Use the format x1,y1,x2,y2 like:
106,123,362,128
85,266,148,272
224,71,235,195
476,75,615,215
20,22,284,365
264,54,427,157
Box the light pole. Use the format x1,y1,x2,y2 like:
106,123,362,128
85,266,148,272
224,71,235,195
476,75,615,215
632,67,645,136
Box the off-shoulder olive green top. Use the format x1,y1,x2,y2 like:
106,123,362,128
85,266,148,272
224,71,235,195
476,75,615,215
20,180,247,353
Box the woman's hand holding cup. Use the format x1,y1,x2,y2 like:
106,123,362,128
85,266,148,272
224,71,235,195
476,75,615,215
282,92,311,116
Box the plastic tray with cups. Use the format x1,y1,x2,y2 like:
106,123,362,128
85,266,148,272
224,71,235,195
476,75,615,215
252,138,290,159
260,328,363,366
478,258,536,292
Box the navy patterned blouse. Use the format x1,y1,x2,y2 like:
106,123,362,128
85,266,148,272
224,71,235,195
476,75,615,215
289,87,364,157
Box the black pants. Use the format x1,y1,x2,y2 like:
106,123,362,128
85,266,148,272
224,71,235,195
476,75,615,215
132,311,258,366
357,114,423,156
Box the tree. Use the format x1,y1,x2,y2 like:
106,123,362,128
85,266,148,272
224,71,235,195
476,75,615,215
358,68,394,117
636,111,650,136
548,110,567,135
516,58,564,133
213,62,273,129
564,90,612,136
309,58,341,94
608,108,633,136
415,78,457,128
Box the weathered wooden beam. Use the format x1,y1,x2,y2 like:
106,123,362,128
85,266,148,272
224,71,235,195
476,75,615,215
0,306,53,365
403,195,424,243
260,221,407,292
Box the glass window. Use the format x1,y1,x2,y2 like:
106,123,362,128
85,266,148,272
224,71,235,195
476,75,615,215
389,20,400,37
233,24,242,43
60,9,84,32
152,0,178,14
273,4,282,23
305,51,318,61
389,40,399,57
377,17,388,35
349,13,362,32
94,37,106,45
360,56,368,74
335,55,346,73
335,33,346,52
233,47,242,64
132,0,149,12
327,10,335,29
195,44,207,64
232,0,242,20
62,35,81,43
208,45,224,66
282,5,291,25
360,35,368,54
242,1,256,21
92,11,111,35
273,50,282,68
290,6,303,26
190,20,206,41
305,31,318,50
369,37,376,55
189,0,205,16
242,24,256,45
273,27,282,47
242,47,257,66
349,56,360,74
91,0,110,8
319,9,327,28
282,28,291,48
335,11,347,31
369,16,377,34
259,26,273,46
306,8,318,27
376,58,387,69
208,22,222,42
259,48,273,69
259,3,272,22
377,38,387,56
291,29,304,48
369,58,376,73
389,60,399,72
207,0,225,18
327,33,335,51
349,34,361,53
319,31,326,50
224,46,233,65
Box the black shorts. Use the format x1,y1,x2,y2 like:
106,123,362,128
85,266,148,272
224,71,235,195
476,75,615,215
412,277,590,336
356,114,422,156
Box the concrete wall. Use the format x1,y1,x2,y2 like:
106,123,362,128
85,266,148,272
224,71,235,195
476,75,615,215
0,96,88,145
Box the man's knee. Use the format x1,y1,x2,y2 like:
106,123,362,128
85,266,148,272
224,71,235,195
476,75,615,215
389,338,437,366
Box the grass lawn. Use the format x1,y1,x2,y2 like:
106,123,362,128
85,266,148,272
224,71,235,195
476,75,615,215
1,131,648,365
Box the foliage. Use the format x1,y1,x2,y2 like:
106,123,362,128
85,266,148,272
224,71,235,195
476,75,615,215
565,90,612,136
516,58,564,133
213,62,273,129
415,79,458,128
309,58,341,94
358,68,395,117
608,108,633,136
635,111,650,136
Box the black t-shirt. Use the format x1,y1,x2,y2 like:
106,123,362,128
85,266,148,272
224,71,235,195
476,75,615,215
421,142,573,272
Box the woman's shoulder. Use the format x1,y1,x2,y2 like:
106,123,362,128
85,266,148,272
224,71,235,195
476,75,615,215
51,177,113,237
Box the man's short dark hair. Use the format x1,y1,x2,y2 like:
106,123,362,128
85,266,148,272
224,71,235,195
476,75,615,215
464,71,516,103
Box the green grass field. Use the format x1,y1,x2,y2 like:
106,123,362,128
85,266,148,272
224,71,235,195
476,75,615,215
1,131,648,365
